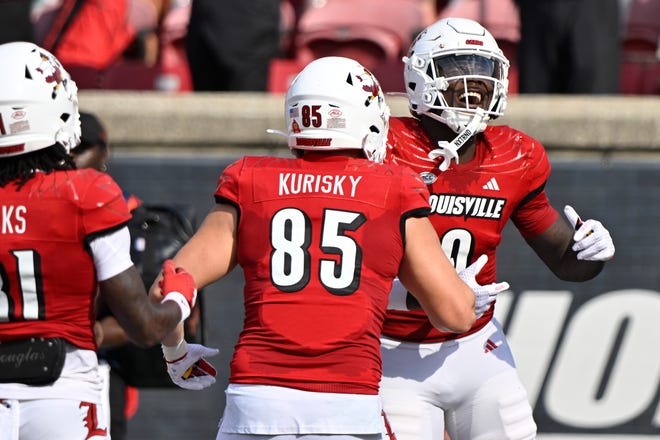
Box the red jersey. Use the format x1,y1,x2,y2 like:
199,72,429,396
383,117,558,343
0,169,131,350
214,154,431,394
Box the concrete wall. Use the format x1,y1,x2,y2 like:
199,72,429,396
78,91,660,152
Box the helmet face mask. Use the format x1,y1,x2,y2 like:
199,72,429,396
0,42,81,158
285,56,390,163
404,18,509,134
433,54,502,79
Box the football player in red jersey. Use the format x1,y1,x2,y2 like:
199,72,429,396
379,17,616,440
0,42,197,440
155,56,508,440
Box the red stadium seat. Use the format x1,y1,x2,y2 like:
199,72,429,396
295,0,424,65
624,0,660,47
277,0,425,93
619,0,660,94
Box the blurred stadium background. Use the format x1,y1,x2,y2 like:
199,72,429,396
26,0,657,437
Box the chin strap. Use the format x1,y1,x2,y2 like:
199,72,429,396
427,108,487,171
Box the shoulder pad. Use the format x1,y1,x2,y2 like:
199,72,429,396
386,117,436,174
482,125,551,180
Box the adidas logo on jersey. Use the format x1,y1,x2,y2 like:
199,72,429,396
484,338,500,353
482,177,500,191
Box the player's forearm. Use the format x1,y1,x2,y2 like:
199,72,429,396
101,269,188,347
556,252,605,281
161,322,185,347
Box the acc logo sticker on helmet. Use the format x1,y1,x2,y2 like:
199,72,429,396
11,110,26,120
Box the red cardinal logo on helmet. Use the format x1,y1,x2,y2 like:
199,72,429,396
356,69,381,106
36,51,64,98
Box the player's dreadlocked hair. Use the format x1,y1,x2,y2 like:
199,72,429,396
0,144,76,190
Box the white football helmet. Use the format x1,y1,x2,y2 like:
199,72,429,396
403,17,509,134
285,56,390,163
0,41,80,157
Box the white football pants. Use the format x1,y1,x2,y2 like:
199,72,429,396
380,318,537,440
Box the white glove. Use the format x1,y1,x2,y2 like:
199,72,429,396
458,254,510,318
563,205,615,261
162,340,220,390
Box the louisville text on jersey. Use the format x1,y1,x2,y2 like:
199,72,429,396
429,193,505,220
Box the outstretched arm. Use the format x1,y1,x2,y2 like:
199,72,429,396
525,205,614,282
174,203,239,290
155,203,238,389
156,203,238,346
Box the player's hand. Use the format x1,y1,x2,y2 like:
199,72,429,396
159,260,197,322
563,205,615,261
458,254,510,318
163,341,220,390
